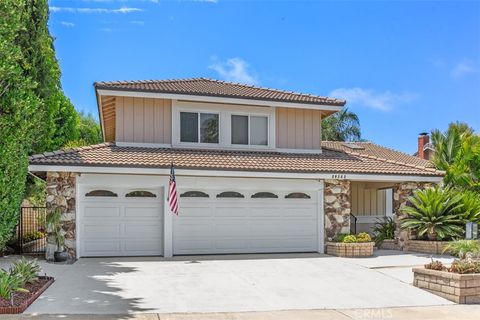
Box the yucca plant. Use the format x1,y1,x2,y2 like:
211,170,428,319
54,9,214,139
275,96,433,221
372,217,395,245
9,258,40,286
0,270,28,306
400,187,464,240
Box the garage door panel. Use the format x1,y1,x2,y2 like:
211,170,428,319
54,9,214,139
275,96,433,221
283,207,316,218
214,239,249,250
180,206,212,217
213,221,249,236
250,207,281,217
174,222,212,237
83,206,120,218
125,223,163,238
124,239,163,253
82,240,121,254
214,207,247,217
82,224,121,238
174,239,213,254
124,207,162,218
252,238,316,250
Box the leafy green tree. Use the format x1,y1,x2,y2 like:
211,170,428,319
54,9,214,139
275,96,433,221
63,112,102,148
0,0,79,252
321,108,361,141
431,122,480,191
0,0,39,251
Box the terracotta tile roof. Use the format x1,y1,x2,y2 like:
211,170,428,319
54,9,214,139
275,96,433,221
94,78,346,107
29,142,443,177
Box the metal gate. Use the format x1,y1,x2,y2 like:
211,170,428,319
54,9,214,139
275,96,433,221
17,207,47,254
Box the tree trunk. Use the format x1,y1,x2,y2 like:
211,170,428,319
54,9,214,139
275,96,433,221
427,228,436,241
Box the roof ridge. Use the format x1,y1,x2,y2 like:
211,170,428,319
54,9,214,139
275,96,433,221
334,143,442,174
29,142,113,160
94,77,346,104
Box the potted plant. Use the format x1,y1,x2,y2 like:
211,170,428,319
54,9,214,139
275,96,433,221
46,209,68,262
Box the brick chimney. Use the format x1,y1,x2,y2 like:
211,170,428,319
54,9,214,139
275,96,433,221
417,132,429,159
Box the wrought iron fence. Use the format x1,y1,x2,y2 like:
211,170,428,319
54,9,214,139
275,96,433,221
17,207,47,255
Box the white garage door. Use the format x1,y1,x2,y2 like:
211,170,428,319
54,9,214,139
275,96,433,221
79,188,163,257
173,186,319,255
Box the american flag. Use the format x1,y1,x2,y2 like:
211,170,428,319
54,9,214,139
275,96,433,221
168,163,179,215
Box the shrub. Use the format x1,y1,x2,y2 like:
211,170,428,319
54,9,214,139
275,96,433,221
9,258,40,286
400,186,464,240
355,232,372,243
334,233,349,242
372,217,395,245
343,235,357,243
0,270,28,306
443,240,480,259
448,259,480,274
457,191,480,223
22,231,45,243
425,259,445,271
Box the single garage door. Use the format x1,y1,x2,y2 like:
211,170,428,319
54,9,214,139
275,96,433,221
173,187,319,255
79,188,163,257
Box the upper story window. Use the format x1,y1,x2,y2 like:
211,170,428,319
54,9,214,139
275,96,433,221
180,112,219,144
231,115,268,146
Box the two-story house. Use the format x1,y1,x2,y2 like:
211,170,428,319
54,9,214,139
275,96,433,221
29,78,443,259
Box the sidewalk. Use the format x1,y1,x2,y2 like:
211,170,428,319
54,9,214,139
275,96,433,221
5,305,480,320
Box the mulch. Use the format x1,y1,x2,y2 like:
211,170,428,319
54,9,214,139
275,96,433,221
0,276,54,314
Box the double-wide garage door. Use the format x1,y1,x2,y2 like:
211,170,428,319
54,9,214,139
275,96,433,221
78,175,321,257
173,190,318,255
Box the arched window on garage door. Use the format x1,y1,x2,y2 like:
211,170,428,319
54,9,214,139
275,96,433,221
251,192,278,199
216,191,245,198
125,190,156,198
180,191,209,198
85,190,118,197
285,192,311,199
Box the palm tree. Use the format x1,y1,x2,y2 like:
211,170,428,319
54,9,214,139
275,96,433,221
431,122,480,190
321,108,361,141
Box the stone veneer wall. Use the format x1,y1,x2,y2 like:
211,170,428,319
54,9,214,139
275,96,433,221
393,182,435,248
324,179,351,240
45,172,77,260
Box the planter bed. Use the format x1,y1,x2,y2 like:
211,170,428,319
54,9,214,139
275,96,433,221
0,276,54,314
377,239,402,251
413,268,480,304
326,241,374,257
405,240,450,254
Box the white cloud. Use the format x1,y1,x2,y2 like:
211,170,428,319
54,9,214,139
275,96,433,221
130,20,145,25
100,27,113,32
209,57,258,85
328,87,417,112
60,21,75,27
451,60,477,79
50,6,142,14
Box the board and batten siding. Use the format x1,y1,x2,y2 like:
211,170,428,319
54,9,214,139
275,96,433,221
275,107,322,150
115,97,172,144
351,181,387,216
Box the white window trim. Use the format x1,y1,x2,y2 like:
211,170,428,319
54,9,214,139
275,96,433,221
230,113,270,148
179,111,220,145
172,100,276,150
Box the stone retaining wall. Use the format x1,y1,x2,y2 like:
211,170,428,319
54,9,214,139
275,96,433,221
405,240,450,254
45,172,77,261
326,242,374,257
378,239,402,251
413,268,480,304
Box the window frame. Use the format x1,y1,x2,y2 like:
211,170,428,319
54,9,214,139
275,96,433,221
230,113,269,147
172,101,275,150
179,111,220,145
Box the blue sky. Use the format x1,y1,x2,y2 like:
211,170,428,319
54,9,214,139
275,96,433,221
48,0,480,153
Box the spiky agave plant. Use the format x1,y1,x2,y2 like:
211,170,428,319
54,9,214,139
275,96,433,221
400,187,464,241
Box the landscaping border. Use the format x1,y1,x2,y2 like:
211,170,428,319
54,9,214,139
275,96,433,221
326,242,374,257
413,268,480,304
0,276,54,314
404,240,450,254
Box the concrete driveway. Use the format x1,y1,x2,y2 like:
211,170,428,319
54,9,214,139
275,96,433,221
1,251,454,314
